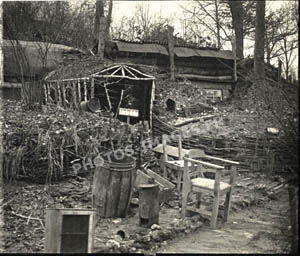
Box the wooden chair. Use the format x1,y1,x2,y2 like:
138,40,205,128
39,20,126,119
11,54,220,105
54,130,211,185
161,134,205,191
181,154,239,229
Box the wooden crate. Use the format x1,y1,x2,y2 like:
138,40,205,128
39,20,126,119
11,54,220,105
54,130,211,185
45,208,96,253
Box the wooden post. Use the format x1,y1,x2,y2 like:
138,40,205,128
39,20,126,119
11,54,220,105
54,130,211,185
43,83,48,104
167,25,175,81
224,165,236,222
162,135,168,178
57,82,62,105
77,80,81,103
91,78,95,99
232,34,237,82
61,82,66,106
138,184,159,228
72,81,77,109
211,169,221,228
83,79,87,101
47,83,51,103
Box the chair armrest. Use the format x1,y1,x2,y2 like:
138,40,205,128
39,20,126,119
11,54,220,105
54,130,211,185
203,155,240,165
183,156,224,170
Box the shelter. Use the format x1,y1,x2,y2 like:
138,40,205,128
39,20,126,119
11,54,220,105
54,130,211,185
105,40,237,102
44,57,156,127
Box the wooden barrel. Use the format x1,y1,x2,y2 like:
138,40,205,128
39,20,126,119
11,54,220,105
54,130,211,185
93,154,136,218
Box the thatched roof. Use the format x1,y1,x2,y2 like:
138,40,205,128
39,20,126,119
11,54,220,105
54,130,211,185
44,56,160,82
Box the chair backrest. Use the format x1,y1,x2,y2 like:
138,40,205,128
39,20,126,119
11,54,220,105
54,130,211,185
162,134,183,160
188,149,205,159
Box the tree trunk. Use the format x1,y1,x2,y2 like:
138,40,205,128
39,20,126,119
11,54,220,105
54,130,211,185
105,0,113,39
97,16,106,59
214,0,221,49
94,0,104,42
254,0,265,81
167,25,175,81
228,1,244,59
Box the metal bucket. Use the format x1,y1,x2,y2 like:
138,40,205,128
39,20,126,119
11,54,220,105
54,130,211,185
80,98,100,112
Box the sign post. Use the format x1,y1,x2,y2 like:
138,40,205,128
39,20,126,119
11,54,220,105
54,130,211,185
119,108,139,124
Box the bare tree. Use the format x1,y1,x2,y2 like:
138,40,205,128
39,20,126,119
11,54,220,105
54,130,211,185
228,1,244,59
254,0,265,81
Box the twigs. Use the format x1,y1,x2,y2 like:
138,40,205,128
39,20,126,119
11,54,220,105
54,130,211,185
11,212,45,230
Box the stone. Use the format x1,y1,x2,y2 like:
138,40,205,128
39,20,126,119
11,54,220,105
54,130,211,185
184,219,192,229
191,215,201,222
106,239,120,249
170,218,181,227
150,230,162,242
190,221,203,231
174,225,186,233
135,234,151,244
150,224,162,231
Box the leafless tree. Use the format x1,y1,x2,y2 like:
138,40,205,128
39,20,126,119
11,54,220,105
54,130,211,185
254,0,265,81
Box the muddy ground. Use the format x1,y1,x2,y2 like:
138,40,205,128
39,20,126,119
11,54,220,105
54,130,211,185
1,166,292,254
159,190,291,254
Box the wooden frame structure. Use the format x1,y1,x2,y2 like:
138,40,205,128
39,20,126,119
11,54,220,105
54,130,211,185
45,208,96,253
43,63,156,127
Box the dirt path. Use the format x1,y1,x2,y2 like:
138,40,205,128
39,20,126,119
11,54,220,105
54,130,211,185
159,190,291,254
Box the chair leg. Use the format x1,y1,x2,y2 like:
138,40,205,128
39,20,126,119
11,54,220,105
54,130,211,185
211,192,220,228
177,171,183,191
195,192,201,209
224,188,233,222
181,178,191,218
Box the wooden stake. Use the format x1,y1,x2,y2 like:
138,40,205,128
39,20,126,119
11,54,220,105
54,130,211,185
61,82,66,106
91,78,95,99
77,80,81,102
57,82,62,105
72,81,77,108
115,89,124,118
84,79,88,101
43,83,48,104
104,84,112,110
47,83,51,103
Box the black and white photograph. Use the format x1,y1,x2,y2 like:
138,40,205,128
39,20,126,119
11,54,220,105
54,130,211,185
0,0,298,253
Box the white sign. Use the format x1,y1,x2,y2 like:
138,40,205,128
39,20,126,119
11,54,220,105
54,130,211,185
119,108,139,117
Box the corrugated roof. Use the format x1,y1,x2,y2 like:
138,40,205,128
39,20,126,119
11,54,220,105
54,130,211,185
174,47,235,60
115,41,169,55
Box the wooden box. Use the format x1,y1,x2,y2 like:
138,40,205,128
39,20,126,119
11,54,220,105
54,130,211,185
45,208,96,253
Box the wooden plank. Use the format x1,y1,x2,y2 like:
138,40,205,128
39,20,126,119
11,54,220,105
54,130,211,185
184,157,224,169
152,144,190,158
135,169,152,187
204,155,240,165
146,169,175,189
